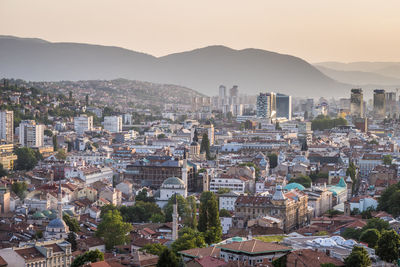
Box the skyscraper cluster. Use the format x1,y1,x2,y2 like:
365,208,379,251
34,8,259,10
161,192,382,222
218,85,243,116
256,92,291,121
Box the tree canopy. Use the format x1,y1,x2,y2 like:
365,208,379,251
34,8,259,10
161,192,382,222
200,133,211,160
198,191,222,244
157,248,178,267
71,249,104,267
11,181,27,199
359,228,380,248
378,181,400,216
15,147,41,170
171,227,206,253
289,175,312,188
96,209,132,250
376,230,400,263
311,115,347,131
344,246,371,267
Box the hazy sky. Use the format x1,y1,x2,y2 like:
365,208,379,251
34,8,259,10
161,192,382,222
1,0,400,63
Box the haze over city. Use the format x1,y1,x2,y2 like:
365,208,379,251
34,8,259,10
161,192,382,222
2,0,400,62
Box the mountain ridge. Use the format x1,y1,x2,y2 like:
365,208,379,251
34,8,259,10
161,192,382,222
0,35,350,97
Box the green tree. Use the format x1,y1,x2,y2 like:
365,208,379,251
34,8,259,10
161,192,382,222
378,182,400,215
268,153,278,169
44,129,53,137
120,201,163,223
135,188,154,202
150,213,165,223
171,227,206,253
198,191,222,244
140,243,167,256
217,188,231,194
52,135,58,151
71,249,104,267
66,232,77,251
289,175,312,188
341,228,362,241
163,194,189,222
363,218,390,232
15,147,40,170
157,248,178,267
359,228,380,248
383,155,393,165
56,149,67,160
63,214,80,233
96,210,133,250
344,246,371,267
187,196,198,230
219,209,231,217
11,181,27,199
157,133,166,139
0,164,8,178
100,204,118,219
200,133,211,160
376,230,400,263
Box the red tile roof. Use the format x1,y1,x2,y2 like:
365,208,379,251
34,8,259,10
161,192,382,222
218,240,290,254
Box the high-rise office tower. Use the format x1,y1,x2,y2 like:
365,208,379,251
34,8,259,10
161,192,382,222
350,88,364,118
230,85,239,98
19,120,44,148
218,85,227,108
373,89,386,119
385,92,397,117
0,110,13,143
256,92,276,119
276,93,292,120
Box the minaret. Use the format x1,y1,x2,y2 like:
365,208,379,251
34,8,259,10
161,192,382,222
58,180,63,219
182,149,188,190
172,198,178,241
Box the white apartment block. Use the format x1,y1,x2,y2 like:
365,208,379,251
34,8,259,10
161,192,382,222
104,116,122,133
74,115,93,135
19,120,44,147
0,110,13,143
219,191,239,211
210,177,245,194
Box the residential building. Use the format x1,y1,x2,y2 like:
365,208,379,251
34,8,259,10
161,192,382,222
19,120,44,147
104,115,123,133
219,191,240,211
0,110,13,143
0,143,17,170
0,187,10,214
74,115,93,135
0,239,72,267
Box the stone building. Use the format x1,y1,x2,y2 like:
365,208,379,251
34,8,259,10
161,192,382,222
124,156,196,191
234,186,309,232
0,239,72,267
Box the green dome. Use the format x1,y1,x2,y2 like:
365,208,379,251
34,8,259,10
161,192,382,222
162,177,185,186
284,182,305,191
42,210,52,217
48,213,57,220
33,211,45,219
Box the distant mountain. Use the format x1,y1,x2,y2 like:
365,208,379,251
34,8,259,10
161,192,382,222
315,65,400,86
315,61,400,80
0,35,350,97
